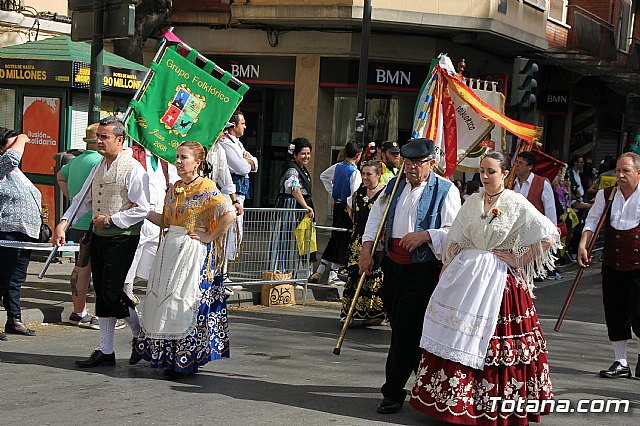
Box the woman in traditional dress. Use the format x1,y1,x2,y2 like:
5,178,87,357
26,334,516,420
410,151,560,425
340,160,386,325
134,141,235,379
272,138,315,272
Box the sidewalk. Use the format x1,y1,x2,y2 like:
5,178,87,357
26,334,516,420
0,257,344,326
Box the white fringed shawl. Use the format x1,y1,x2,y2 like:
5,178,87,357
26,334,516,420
443,189,561,291
420,189,561,369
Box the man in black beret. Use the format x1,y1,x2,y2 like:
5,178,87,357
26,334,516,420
360,137,461,414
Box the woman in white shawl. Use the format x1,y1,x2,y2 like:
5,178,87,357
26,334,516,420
410,151,560,425
133,142,235,379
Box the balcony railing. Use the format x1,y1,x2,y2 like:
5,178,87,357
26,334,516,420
567,5,617,61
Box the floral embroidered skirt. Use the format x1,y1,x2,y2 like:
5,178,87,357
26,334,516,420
340,232,385,321
135,261,230,373
410,274,553,425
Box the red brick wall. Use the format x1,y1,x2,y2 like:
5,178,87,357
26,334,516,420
570,0,615,25
546,20,569,48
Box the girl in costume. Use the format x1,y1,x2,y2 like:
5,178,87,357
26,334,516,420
410,151,559,425
135,141,235,378
272,137,315,272
340,160,386,325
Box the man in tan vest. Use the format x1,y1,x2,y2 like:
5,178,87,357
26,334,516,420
52,116,150,368
513,151,557,225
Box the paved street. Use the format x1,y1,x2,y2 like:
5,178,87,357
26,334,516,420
1,259,639,425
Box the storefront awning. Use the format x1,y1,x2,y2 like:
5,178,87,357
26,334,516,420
0,35,146,93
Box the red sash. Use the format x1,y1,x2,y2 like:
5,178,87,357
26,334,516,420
388,238,413,264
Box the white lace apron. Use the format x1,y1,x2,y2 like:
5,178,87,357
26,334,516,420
138,225,206,339
420,248,508,370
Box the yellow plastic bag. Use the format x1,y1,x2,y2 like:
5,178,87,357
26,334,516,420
295,216,317,256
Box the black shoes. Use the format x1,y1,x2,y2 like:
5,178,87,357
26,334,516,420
599,361,632,379
163,365,198,379
75,350,116,368
636,356,640,378
376,398,403,414
129,338,143,365
4,320,36,336
0,331,7,341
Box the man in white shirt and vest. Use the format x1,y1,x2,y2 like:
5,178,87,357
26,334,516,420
513,151,560,280
53,116,150,368
218,110,257,279
359,138,461,414
513,151,557,225
578,152,640,380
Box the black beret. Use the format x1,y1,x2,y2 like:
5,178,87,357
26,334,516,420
400,138,434,160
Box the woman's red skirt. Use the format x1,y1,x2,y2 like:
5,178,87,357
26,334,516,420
410,274,554,425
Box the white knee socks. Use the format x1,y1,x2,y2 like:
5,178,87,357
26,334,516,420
316,259,328,274
98,317,117,355
612,340,628,366
124,307,141,338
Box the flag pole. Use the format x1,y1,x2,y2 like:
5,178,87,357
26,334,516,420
39,31,173,279
333,69,439,355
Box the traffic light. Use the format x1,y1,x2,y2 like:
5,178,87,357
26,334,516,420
510,57,538,108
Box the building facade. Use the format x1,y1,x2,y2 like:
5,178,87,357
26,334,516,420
168,0,552,222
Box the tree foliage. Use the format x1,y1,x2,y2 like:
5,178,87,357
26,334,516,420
113,0,173,64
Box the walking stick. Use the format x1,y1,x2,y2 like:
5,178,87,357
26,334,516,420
333,66,440,355
554,186,617,331
333,165,404,355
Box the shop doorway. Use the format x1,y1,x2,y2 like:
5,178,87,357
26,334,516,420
238,87,294,207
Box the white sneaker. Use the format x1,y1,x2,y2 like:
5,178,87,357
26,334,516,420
308,271,322,283
547,272,562,280
295,284,304,290
223,274,232,284
115,319,127,330
224,286,234,298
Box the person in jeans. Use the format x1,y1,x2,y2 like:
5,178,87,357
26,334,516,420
0,128,40,339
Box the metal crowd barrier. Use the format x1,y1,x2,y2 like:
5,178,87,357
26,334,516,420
0,241,79,252
227,207,314,303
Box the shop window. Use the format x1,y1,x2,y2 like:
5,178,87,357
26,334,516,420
0,88,16,130
331,95,399,149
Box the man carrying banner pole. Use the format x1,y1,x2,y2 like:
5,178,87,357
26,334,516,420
52,116,150,368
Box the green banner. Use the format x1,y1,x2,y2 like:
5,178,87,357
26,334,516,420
126,46,249,164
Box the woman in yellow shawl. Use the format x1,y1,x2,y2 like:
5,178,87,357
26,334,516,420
134,141,235,379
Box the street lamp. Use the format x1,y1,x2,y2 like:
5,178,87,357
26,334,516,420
354,0,372,148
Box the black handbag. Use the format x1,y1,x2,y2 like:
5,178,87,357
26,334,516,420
38,217,52,243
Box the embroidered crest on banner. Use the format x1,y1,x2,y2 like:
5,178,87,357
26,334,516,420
161,84,206,136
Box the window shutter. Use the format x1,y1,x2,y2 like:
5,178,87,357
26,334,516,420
549,0,567,23
0,88,16,130
70,93,89,150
